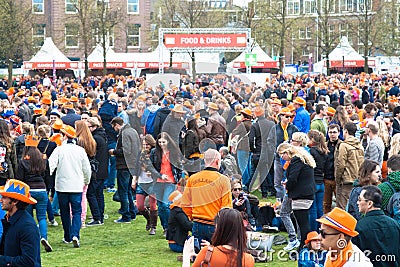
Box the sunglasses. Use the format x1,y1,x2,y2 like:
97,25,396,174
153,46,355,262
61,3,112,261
319,229,341,239
284,115,293,118
233,188,242,191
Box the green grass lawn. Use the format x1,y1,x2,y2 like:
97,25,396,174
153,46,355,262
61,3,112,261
42,192,297,266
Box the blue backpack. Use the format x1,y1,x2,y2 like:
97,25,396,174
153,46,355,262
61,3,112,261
141,108,158,135
384,181,400,223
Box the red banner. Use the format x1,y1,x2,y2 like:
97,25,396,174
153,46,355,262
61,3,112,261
232,61,278,69
164,33,247,49
24,62,79,70
326,60,375,68
88,62,189,69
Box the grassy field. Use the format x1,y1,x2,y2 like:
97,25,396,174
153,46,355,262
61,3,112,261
41,191,297,266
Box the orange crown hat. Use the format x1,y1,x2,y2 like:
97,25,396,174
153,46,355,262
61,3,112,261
241,108,252,117
33,108,46,116
293,97,306,106
305,231,321,244
52,119,63,130
279,107,293,116
70,96,78,102
0,179,37,204
271,98,282,106
60,125,76,139
49,133,62,146
25,135,40,147
41,96,52,105
327,107,336,117
208,102,219,110
316,207,359,237
254,106,265,117
27,96,36,103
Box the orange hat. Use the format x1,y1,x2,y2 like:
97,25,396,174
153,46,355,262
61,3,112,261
271,99,282,106
254,106,265,117
63,102,74,109
316,207,358,237
49,133,62,146
287,104,296,112
27,96,36,103
137,95,147,101
293,97,306,106
16,90,25,97
60,125,76,139
32,91,41,97
327,107,336,116
59,97,69,104
25,135,40,147
33,108,46,116
7,87,15,96
41,96,52,105
0,179,37,204
208,102,219,110
305,231,321,244
42,91,51,97
279,108,293,116
241,108,252,117
70,96,78,102
52,119,63,130
85,98,93,106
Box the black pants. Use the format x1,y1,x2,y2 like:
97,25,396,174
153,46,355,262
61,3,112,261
87,179,105,222
293,209,310,249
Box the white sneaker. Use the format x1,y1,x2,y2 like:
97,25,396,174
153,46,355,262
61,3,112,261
49,219,58,226
283,239,300,251
72,236,80,248
41,238,53,252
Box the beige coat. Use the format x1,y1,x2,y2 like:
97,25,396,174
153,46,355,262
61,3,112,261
335,135,364,185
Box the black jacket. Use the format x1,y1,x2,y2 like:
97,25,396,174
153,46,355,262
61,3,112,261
166,206,193,246
274,123,298,156
150,148,182,183
249,117,276,160
15,159,47,190
324,139,341,180
393,118,400,136
153,107,171,138
309,147,326,184
17,103,32,123
92,127,109,180
286,157,315,200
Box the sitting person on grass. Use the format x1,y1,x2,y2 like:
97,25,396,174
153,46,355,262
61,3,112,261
166,190,193,253
298,231,327,267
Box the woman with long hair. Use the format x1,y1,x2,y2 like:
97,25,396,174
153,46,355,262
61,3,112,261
347,159,381,220
150,132,182,236
0,119,16,185
75,120,97,227
330,105,349,140
307,130,328,232
376,118,391,179
132,134,159,235
16,136,52,252
181,117,201,175
277,143,316,249
14,122,35,163
192,208,254,267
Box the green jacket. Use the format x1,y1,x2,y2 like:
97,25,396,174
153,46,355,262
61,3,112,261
353,209,400,267
310,117,327,136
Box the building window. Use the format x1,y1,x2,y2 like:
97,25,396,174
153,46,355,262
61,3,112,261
357,0,372,11
127,24,140,47
340,0,353,12
32,24,45,48
299,28,306,39
66,0,78,13
304,0,316,14
302,47,309,56
92,27,114,47
287,0,300,15
306,27,312,39
127,0,139,13
33,0,44,13
65,24,79,48
209,0,228,8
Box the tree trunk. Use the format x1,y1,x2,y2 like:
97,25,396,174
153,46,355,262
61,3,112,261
191,52,196,79
326,59,330,76
7,61,12,89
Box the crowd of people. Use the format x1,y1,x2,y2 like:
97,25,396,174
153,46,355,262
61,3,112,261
0,71,400,266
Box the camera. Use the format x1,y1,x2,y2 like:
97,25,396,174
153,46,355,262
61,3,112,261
238,193,244,199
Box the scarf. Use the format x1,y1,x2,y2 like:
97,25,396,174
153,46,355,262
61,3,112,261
281,123,289,141
324,241,354,267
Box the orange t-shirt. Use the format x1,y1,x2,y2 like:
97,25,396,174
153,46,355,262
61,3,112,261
192,246,255,267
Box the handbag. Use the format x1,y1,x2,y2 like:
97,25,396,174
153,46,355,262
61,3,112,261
246,232,274,262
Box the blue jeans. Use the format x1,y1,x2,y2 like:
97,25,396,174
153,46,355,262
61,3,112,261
57,192,82,241
309,183,325,232
87,179,105,222
169,243,184,253
47,196,54,222
117,169,136,221
237,150,250,176
105,142,117,188
52,192,59,214
153,182,176,230
192,222,215,243
27,190,48,240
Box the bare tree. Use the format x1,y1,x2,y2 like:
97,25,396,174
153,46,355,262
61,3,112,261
0,0,33,87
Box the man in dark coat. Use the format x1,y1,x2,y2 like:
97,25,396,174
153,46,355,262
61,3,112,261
353,185,400,267
0,179,41,266
153,98,172,138
86,117,109,226
61,102,81,127
13,97,32,123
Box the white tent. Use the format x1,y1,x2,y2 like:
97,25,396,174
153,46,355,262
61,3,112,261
23,37,76,70
228,44,278,69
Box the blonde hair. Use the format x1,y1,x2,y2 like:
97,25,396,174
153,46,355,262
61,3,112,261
21,122,35,135
277,143,316,168
376,118,390,147
36,125,51,138
389,133,400,158
291,132,309,147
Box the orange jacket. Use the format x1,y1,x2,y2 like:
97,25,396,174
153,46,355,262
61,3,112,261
181,169,232,224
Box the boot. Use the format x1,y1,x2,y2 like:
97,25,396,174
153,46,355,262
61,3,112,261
149,210,158,235
141,208,151,231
